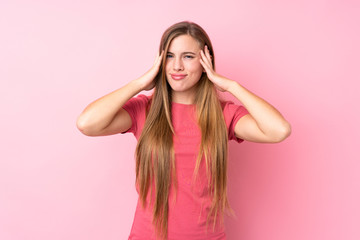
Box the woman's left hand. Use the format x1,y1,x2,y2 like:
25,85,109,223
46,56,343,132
199,45,234,92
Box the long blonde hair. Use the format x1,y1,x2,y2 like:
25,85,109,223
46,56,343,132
135,21,233,239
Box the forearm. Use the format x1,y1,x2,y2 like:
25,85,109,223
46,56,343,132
76,78,144,132
227,80,291,138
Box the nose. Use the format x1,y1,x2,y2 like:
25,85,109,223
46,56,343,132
173,57,184,71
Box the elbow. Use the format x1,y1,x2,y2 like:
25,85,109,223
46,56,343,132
76,116,93,136
273,122,292,143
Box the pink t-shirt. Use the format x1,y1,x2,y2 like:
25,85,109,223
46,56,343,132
122,94,249,240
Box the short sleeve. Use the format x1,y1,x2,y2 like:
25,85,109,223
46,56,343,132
121,94,149,137
222,101,249,143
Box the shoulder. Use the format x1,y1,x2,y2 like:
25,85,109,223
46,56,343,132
122,93,152,122
123,94,151,111
220,99,249,142
220,99,248,117
121,94,152,137
132,94,151,104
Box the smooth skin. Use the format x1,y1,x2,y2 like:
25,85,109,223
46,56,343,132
77,34,291,143
76,50,165,136
165,35,204,104
199,45,291,143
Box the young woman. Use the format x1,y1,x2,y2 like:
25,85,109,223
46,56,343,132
76,21,291,240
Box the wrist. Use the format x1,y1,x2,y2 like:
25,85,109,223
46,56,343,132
134,77,149,91
129,78,146,93
225,79,238,93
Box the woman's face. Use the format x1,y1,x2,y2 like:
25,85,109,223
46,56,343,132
165,34,204,103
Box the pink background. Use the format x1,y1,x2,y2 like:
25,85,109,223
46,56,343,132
1,0,359,239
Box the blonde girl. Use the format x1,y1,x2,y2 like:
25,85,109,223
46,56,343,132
77,21,291,240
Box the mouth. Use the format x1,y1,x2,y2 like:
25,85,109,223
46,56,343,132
170,74,187,80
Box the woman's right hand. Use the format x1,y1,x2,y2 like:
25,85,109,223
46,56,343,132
136,50,165,91
77,50,165,136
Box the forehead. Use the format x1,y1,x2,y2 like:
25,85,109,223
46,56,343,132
168,34,201,52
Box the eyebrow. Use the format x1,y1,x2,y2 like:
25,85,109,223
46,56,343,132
167,51,196,55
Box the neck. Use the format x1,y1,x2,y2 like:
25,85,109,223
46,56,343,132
171,91,196,105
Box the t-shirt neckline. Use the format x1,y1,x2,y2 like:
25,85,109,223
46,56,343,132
171,101,196,107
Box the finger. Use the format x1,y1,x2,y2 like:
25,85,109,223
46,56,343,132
153,52,159,65
199,53,210,70
155,50,164,66
199,58,211,73
200,49,212,68
204,46,213,67
205,45,211,55
201,48,211,63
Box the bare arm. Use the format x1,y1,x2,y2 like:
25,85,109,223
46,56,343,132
76,50,164,136
229,81,291,143
200,45,291,143
76,80,142,136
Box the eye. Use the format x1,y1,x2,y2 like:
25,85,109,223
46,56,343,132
166,54,173,58
185,55,194,59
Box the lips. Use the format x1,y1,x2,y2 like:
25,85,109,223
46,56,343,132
171,74,187,80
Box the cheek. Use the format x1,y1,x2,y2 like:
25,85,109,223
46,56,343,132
187,61,203,73
165,62,171,73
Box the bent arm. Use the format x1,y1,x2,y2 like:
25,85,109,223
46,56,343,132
199,45,291,143
229,81,291,143
76,79,144,136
